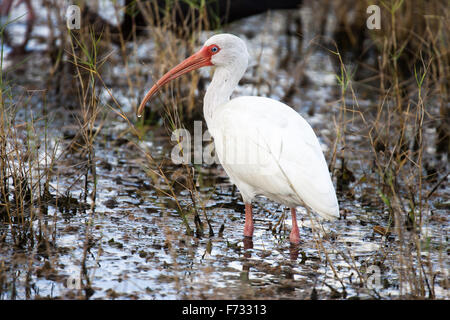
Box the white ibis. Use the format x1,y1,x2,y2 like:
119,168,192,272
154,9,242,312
138,34,339,244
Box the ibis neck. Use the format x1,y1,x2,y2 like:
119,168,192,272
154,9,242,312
203,65,244,126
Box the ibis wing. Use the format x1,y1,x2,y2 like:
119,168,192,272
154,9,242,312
213,96,339,219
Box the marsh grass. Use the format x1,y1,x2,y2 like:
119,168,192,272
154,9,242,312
113,0,448,299
0,0,447,299
321,0,449,298
0,20,67,297
116,0,220,238
0,2,121,298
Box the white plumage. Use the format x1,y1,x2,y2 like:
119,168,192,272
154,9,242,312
212,96,339,219
138,33,339,244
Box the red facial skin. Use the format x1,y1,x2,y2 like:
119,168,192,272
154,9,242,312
137,44,221,116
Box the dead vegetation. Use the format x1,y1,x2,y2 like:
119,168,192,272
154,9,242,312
0,0,448,299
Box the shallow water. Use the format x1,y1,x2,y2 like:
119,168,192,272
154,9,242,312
1,125,447,299
0,5,448,300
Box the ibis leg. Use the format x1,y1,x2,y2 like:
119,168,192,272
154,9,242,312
290,208,300,244
243,203,254,238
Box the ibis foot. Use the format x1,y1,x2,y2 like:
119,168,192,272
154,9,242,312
289,243,300,260
289,208,301,244
243,237,253,251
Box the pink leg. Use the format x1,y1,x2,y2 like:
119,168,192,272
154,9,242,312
243,203,254,238
290,208,300,244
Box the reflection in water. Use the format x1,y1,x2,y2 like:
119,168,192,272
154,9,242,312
289,243,299,261
242,237,253,280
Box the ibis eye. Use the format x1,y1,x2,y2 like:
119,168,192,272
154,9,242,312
211,46,218,53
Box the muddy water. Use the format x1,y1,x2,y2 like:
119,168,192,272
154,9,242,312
2,83,447,299
1,117,447,299
1,7,448,300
